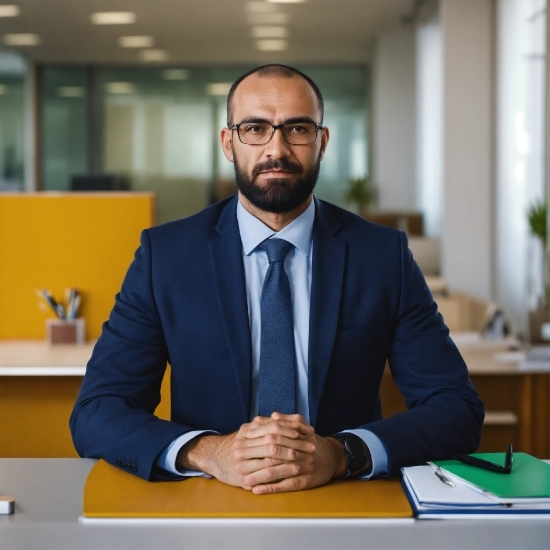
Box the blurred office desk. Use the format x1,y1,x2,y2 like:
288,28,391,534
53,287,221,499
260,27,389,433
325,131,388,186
0,340,171,458
0,340,92,376
381,336,550,458
0,459,549,550
3,336,549,459
0,340,93,457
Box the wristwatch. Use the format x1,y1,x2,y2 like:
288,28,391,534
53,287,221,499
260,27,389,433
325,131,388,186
329,432,371,478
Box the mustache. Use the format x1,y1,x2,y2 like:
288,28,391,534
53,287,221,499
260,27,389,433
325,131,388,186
252,159,303,178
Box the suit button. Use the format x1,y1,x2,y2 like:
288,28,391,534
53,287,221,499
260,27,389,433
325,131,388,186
116,458,121,466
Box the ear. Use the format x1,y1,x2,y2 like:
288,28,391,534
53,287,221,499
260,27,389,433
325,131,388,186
221,127,234,162
319,126,330,161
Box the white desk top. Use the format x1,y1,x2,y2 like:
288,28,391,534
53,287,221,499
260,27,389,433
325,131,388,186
0,340,93,375
0,336,548,377
0,459,548,550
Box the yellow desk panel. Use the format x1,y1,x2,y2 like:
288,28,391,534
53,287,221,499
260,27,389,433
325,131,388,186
0,340,171,457
84,460,412,519
0,193,155,339
0,376,82,457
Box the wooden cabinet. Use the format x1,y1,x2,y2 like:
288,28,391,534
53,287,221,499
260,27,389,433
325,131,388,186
380,347,550,458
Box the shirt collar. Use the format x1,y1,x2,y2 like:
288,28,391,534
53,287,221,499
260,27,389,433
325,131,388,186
236,195,315,257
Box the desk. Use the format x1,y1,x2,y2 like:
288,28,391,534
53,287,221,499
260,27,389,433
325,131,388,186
0,340,93,376
0,341,94,457
0,341,170,457
0,459,549,550
2,338,549,458
381,337,550,457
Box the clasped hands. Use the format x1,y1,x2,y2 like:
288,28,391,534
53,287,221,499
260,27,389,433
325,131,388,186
177,412,347,494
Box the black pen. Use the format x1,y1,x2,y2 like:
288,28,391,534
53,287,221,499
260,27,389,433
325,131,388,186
454,444,513,474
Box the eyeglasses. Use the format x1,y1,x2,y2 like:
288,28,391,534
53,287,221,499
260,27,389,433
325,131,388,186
231,119,324,145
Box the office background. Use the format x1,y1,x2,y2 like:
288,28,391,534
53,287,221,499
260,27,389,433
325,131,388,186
0,0,549,459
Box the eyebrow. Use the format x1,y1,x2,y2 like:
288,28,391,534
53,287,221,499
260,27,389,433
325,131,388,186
235,116,319,125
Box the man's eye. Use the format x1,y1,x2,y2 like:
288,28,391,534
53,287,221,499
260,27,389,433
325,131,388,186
243,125,265,133
287,125,311,134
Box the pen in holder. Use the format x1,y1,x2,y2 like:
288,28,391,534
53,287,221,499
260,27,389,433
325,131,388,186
46,318,86,345
37,287,84,344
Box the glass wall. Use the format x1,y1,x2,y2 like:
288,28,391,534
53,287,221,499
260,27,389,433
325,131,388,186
0,51,26,192
42,68,88,191
42,66,368,224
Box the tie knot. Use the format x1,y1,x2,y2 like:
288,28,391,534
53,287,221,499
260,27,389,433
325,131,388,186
260,238,294,264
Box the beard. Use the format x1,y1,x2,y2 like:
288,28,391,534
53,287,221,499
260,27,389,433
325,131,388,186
233,152,320,214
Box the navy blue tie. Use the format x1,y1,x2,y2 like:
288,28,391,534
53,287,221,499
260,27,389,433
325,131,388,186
258,238,297,417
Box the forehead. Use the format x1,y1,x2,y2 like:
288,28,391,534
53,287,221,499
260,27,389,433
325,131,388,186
231,74,320,122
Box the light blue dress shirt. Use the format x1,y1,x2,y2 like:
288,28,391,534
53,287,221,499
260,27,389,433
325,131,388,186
158,196,388,479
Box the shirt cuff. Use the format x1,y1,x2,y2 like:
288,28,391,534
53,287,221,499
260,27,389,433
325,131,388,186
156,430,219,477
343,429,389,479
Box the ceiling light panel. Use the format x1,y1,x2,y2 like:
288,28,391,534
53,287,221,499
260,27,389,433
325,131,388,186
57,86,85,98
251,26,288,38
0,5,20,17
255,39,288,51
162,69,190,80
3,33,40,46
247,13,290,25
266,0,307,3
139,49,168,62
245,1,279,13
91,12,137,25
105,82,136,94
119,36,154,48
206,82,232,96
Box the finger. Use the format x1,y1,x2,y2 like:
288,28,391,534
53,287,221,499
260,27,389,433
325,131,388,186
235,436,315,462
236,416,278,438
245,421,303,440
247,419,314,439
236,457,288,476
271,412,307,424
270,413,315,434
252,476,308,495
242,435,315,455
245,463,302,486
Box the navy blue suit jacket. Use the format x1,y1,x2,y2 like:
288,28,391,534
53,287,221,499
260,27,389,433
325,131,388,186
70,196,484,480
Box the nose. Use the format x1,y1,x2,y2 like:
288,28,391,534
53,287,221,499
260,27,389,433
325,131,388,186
264,126,291,158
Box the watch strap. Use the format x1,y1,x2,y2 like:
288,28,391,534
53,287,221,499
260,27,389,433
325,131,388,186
329,432,370,478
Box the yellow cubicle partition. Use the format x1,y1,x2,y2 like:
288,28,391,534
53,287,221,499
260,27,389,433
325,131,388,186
0,193,155,339
0,193,171,457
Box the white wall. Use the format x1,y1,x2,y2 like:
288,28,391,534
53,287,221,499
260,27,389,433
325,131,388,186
372,26,417,210
439,0,494,300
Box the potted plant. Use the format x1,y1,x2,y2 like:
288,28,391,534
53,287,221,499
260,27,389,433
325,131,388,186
527,201,549,342
345,177,376,216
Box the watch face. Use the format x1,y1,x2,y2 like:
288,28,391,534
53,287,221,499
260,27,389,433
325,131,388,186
333,434,368,476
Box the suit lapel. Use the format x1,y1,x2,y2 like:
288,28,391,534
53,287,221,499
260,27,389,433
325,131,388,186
308,200,347,427
208,197,252,420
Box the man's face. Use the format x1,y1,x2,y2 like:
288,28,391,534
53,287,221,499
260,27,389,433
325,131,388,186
221,75,329,213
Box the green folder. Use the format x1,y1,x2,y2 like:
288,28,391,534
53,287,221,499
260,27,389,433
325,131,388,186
434,452,550,501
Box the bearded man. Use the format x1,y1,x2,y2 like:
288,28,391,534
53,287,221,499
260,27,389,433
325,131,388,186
70,65,483,494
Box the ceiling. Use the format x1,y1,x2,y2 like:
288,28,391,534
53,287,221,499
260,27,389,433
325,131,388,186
0,0,416,65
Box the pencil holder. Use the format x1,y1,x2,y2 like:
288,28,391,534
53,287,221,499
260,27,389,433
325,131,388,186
46,318,86,345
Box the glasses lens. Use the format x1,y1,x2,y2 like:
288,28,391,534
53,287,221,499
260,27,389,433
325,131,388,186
282,122,318,144
238,122,273,144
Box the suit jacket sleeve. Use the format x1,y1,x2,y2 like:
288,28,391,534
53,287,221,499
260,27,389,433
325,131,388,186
362,232,484,475
69,230,195,481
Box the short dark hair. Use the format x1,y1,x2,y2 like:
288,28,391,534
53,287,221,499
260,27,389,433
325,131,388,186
226,64,324,126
